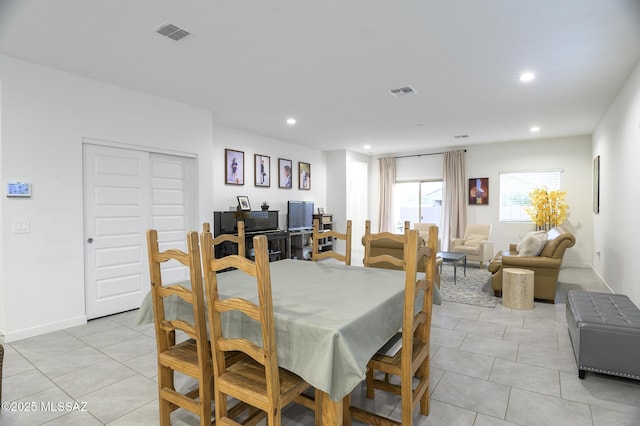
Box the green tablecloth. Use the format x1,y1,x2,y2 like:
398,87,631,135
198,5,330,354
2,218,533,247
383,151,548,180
135,259,434,401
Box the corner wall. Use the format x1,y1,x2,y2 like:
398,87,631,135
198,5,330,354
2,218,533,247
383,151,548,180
211,125,326,228
0,55,215,342
367,135,593,268
593,59,640,306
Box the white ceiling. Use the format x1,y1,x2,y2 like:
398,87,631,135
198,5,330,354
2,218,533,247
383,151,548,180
1,0,639,155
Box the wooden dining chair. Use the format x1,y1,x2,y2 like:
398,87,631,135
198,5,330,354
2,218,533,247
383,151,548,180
203,220,246,258
312,218,352,265
146,229,212,426
349,225,438,426
362,219,408,270
201,232,311,425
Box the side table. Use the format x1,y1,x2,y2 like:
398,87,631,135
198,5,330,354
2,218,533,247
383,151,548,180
503,268,534,309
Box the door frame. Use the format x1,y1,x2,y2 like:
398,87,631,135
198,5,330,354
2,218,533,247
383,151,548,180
82,137,198,318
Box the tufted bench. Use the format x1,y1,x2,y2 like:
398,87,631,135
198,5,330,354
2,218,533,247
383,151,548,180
566,290,640,380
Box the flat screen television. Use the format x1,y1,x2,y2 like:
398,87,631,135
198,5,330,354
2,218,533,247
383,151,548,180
287,201,314,231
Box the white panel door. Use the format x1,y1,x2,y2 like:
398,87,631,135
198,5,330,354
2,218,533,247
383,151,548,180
84,144,150,319
83,144,195,319
149,153,195,284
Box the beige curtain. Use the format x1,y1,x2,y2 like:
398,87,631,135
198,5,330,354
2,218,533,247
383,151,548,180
378,157,396,232
442,150,467,250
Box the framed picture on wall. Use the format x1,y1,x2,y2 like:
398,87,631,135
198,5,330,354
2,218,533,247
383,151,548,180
299,162,311,190
225,149,244,185
254,154,270,187
468,177,489,205
279,158,293,188
593,155,600,213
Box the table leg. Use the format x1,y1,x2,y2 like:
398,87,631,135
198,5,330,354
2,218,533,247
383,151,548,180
453,262,457,285
319,390,343,425
464,256,467,276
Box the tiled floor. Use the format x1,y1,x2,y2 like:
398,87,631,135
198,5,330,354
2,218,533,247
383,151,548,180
2,267,640,425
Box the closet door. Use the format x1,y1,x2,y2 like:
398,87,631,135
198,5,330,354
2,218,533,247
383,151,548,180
83,143,195,319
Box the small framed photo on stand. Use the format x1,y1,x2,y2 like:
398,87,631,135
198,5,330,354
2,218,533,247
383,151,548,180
237,196,251,211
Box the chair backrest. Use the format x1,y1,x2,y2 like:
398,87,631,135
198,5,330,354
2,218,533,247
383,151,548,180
363,220,406,270
201,233,281,403
312,219,353,265
203,221,246,258
464,223,491,240
401,226,438,373
146,229,210,379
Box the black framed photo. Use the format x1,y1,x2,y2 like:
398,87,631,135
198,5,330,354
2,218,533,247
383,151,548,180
299,162,311,190
254,154,270,187
317,207,324,214
225,149,244,185
468,177,489,205
593,155,600,214
279,158,293,189
237,195,251,211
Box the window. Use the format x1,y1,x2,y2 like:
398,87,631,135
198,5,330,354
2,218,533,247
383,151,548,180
499,171,562,222
394,181,443,232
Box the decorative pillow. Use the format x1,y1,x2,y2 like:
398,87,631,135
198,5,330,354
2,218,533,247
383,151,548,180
464,234,484,247
516,231,546,253
517,233,547,256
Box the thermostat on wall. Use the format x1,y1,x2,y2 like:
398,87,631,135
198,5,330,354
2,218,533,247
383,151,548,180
6,181,32,197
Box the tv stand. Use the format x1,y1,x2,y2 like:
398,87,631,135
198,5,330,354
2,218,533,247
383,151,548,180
289,214,334,260
288,229,313,260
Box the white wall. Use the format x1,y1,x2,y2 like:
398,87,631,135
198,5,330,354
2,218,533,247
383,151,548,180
465,136,592,267
593,59,640,306
0,57,329,342
0,55,214,342
367,135,593,268
212,125,326,229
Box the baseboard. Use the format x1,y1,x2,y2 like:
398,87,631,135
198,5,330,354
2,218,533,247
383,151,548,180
0,315,87,343
588,265,615,294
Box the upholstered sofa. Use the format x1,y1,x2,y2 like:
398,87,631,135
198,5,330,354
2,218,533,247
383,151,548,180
487,226,576,303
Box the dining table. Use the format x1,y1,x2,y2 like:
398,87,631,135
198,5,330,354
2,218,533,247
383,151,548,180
135,259,414,425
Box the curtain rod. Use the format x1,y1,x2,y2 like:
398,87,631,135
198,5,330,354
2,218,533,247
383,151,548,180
394,149,466,159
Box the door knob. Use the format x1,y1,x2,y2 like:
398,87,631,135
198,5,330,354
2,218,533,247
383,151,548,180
87,237,94,243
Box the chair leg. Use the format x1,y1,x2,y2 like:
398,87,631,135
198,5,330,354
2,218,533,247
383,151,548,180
366,367,375,399
342,393,352,426
158,367,174,426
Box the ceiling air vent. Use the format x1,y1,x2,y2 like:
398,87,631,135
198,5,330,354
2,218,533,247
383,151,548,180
389,86,417,97
156,23,190,41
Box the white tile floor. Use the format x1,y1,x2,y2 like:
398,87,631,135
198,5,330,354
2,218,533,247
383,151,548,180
2,267,640,425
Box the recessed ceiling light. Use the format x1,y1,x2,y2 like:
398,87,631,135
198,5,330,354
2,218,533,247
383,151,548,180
286,118,296,125
530,126,541,132
363,144,371,149
519,72,536,82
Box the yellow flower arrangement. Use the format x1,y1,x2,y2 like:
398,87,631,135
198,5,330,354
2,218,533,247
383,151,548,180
525,187,568,231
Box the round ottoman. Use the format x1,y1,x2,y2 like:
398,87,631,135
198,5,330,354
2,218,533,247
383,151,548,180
503,268,534,310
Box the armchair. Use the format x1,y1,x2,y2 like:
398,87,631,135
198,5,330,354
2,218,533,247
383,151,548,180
450,224,493,268
487,226,576,303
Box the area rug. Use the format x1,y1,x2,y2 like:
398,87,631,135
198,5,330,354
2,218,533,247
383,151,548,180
438,264,499,308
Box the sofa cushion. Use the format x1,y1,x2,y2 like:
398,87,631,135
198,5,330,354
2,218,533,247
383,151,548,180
516,231,545,252
464,234,484,247
517,231,547,256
